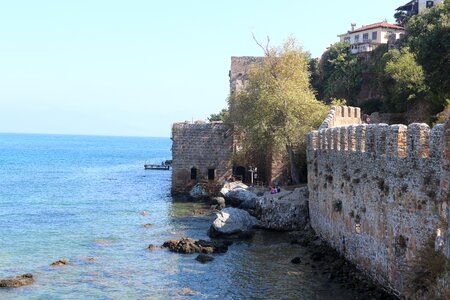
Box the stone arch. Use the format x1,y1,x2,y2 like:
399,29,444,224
234,166,246,182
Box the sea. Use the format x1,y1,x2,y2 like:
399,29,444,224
0,133,360,299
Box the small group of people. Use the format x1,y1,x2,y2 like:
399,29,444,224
270,186,281,194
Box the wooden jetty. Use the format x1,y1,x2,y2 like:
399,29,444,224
144,164,170,170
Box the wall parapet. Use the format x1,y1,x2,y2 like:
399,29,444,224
307,105,448,297
308,122,444,161
319,105,362,130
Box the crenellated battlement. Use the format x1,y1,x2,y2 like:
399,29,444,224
319,105,362,130
307,105,449,297
308,122,444,160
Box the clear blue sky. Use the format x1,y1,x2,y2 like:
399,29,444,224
0,0,407,137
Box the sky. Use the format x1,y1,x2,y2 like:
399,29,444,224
0,0,408,137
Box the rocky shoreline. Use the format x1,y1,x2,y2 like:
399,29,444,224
183,180,399,299
289,228,397,299
0,274,34,288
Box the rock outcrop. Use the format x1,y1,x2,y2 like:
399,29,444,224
162,238,228,254
208,207,259,238
255,187,309,231
0,274,34,288
50,259,69,266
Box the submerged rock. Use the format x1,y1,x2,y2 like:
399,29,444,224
0,274,34,288
177,287,200,296
162,238,228,254
195,254,214,263
189,184,209,199
147,244,161,251
81,257,96,263
208,207,259,238
50,259,69,266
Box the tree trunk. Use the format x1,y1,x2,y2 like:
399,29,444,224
286,143,300,185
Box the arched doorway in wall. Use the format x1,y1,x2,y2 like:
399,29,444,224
234,166,246,182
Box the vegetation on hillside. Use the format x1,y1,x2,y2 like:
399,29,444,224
381,48,428,112
318,42,362,104
406,0,450,108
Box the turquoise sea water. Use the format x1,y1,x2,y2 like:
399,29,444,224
0,133,359,299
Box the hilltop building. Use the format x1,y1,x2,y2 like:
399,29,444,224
396,0,444,16
338,22,405,54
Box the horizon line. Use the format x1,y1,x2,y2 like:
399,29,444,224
0,131,171,139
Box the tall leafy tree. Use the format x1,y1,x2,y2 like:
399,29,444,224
319,42,362,104
406,1,450,105
381,48,428,112
229,38,327,184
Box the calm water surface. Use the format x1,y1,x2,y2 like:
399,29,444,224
0,133,358,299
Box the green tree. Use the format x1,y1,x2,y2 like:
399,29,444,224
319,42,362,104
208,108,229,122
229,38,327,184
308,56,323,99
394,10,412,27
406,1,450,106
381,48,428,112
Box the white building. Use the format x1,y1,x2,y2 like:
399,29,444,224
338,22,405,54
396,0,444,15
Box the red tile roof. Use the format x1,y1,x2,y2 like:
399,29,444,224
349,22,404,34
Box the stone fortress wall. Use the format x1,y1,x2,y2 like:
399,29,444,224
307,105,449,295
171,122,233,195
229,56,264,94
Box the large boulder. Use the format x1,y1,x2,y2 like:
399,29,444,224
223,188,258,208
208,207,260,238
0,274,34,288
220,181,259,209
238,197,258,210
220,181,248,196
255,187,309,231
